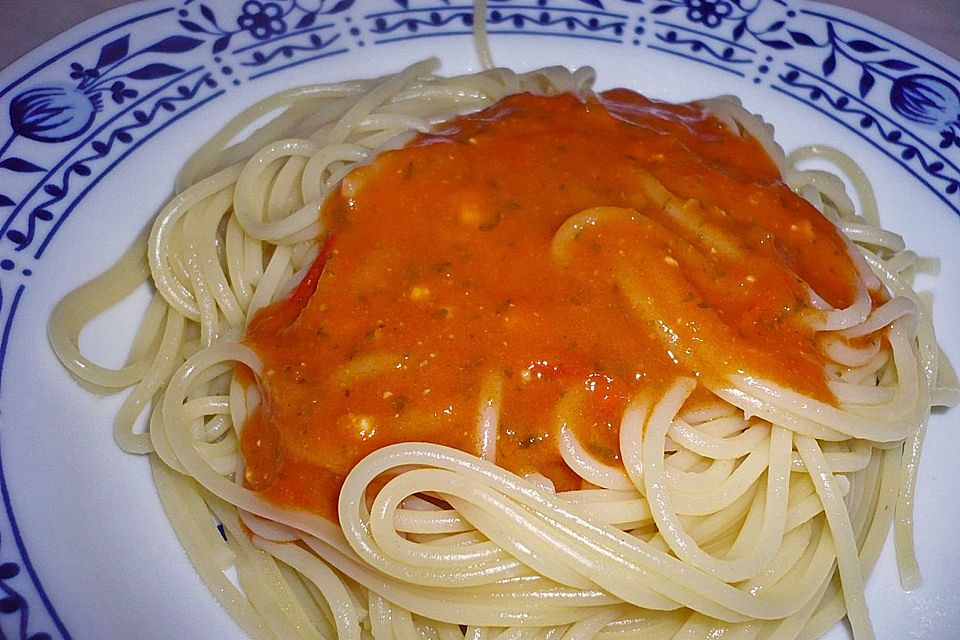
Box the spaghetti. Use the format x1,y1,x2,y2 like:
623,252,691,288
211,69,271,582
49,55,956,640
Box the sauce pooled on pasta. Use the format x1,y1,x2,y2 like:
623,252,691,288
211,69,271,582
241,91,861,520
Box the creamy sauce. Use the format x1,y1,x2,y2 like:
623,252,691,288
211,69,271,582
241,91,860,520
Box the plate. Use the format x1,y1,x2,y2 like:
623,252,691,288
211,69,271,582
1,1,958,638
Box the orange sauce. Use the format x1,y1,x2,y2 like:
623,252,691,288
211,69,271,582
240,91,862,520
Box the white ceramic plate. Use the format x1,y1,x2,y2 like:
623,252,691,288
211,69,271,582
1,1,958,638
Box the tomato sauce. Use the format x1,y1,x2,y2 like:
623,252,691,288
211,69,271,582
240,91,861,520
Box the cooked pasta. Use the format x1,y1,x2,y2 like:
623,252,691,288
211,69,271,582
49,38,956,640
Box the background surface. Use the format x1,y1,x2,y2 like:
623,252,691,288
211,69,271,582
0,0,958,69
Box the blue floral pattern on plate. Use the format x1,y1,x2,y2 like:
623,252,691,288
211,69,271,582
0,1,957,638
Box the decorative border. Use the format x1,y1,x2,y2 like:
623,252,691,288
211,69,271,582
0,1,957,637
364,1,639,45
